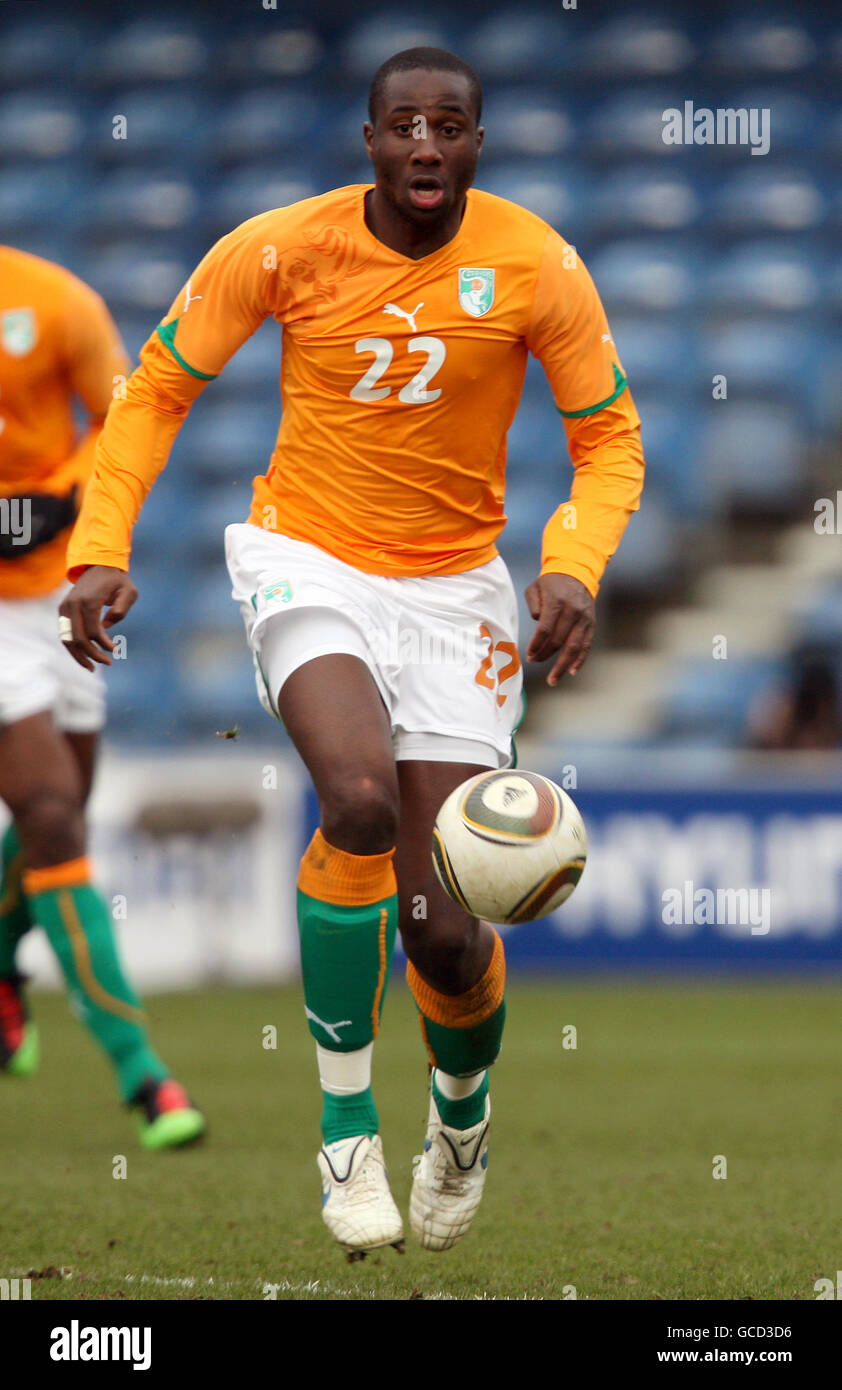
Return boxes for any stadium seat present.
[658,655,785,743]
[211,322,281,399]
[477,164,583,233]
[792,580,842,647]
[0,165,79,233]
[206,166,322,233]
[82,20,211,86]
[222,25,325,82]
[214,89,321,163]
[578,16,695,78]
[0,20,90,86]
[83,244,191,314]
[588,240,700,313]
[706,168,825,236]
[462,9,573,80]
[0,93,86,162]
[178,402,279,482]
[707,18,817,76]
[90,91,212,163]
[588,168,701,237]
[702,402,805,509]
[478,89,574,160]
[632,398,711,518]
[698,322,828,427]
[81,170,200,239]
[341,12,455,79]
[585,92,686,161]
[608,318,700,389]
[598,488,679,594]
[706,241,824,313]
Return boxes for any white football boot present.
[317,1134,404,1260]
[410,1091,491,1251]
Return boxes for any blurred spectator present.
[747,644,842,750]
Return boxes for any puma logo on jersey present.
[383,300,424,332]
[601,333,613,343]
[183,280,203,312]
[305,1006,352,1043]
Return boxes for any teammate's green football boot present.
[0,973,39,1077]
[130,1077,206,1151]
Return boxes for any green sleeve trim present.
[558,362,628,419]
[156,319,217,381]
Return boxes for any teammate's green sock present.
[0,823,32,975]
[297,829,397,1144]
[408,927,507,1108]
[23,857,168,1102]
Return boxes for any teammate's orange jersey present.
[68,186,644,596]
[0,245,129,597]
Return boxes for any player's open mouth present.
[408,179,444,209]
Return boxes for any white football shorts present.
[225,523,524,767]
[0,584,106,733]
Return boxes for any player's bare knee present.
[15,787,86,866]
[321,773,399,854]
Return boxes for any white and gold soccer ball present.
[432,769,587,925]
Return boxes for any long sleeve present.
[526,229,645,597]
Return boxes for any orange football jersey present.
[68,186,644,595]
[0,245,129,597]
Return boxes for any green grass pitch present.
[1,977,840,1301]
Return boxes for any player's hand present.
[525,573,595,685]
[59,565,138,671]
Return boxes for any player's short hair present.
[368,47,483,125]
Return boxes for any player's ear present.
[476,125,484,156]
[363,121,374,159]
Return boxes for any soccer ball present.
[431,769,587,925]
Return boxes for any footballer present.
[61,50,644,1253]
[0,245,205,1149]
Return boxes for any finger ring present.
[58,616,73,643]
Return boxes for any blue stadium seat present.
[588,168,701,237]
[578,16,695,78]
[206,166,322,232]
[82,20,211,86]
[341,12,456,79]
[0,21,91,86]
[708,18,817,76]
[222,25,325,83]
[702,402,805,508]
[706,168,825,236]
[215,89,321,163]
[506,398,565,471]
[477,164,583,232]
[588,241,700,314]
[500,478,565,560]
[632,398,711,518]
[0,93,86,162]
[187,567,245,635]
[114,316,157,361]
[81,171,200,239]
[707,241,824,313]
[585,92,685,161]
[463,9,573,80]
[698,322,827,425]
[608,319,699,389]
[478,89,574,160]
[793,580,842,647]
[0,165,79,233]
[90,91,212,162]
[658,656,785,743]
[83,244,191,314]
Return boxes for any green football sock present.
[0,823,32,976]
[297,829,397,1144]
[24,864,168,1102]
[432,1070,490,1130]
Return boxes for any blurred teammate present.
[0,245,205,1149]
[61,49,644,1250]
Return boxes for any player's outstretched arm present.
[59,565,138,671]
[525,573,595,685]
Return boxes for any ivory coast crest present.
[458,268,495,318]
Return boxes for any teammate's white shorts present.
[0,584,105,733]
[225,523,524,768]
